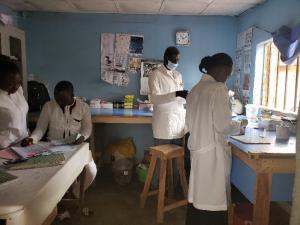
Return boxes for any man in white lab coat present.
[185,53,244,225]
[148,46,188,190]
[22,81,97,196]
[0,55,28,149]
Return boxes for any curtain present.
[272,23,300,65]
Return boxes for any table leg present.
[253,173,272,225]
[89,124,96,159]
[79,167,87,211]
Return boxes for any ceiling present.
[0,0,265,16]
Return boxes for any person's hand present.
[176,90,189,99]
[72,136,85,145]
[21,137,33,147]
[239,126,246,135]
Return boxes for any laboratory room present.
[0,0,300,225]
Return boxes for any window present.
[254,40,300,112]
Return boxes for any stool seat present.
[150,144,184,159]
[140,144,188,223]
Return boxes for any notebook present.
[6,153,65,170]
[0,170,18,185]
[231,135,272,144]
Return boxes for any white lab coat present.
[30,99,92,143]
[290,110,300,225]
[0,87,28,149]
[185,74,240,211]
[148,65,186,139]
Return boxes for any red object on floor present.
[233,203,253,225]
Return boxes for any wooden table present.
[28,108,153,159]
[0,143,91,225]
[230,129,296,225]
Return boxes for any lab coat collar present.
[161,65,177,79]
[0,88,8,95]
[202,74,216,82]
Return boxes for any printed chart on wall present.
[233,27,253,104]
[100,33,144,86]
[140,60,163,95]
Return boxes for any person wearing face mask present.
[185,53,245,225]
[148,46,188,191]
[0,55,29,149]
[22,81,97,197]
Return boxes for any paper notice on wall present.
[233,50,242,97]
[101,33,115,84]
[244,49,252,74]
[244,27,253,50]
[140,60,163,95]
[237,27,253,50]
[237,32,245,50]
[114,33,131,70]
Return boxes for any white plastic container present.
[276,125,290,141]
[245,104,259,122]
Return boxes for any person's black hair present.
[0,54,20,83]
[54,80,74,96]
[163,46,180,65]
[199,53,233,73]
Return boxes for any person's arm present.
[29,103,51,143]
[79,103,92,140]
[148,71,177,105]
[212,84,241,136]
[0,108,14,148]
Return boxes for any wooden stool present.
[140,144,188,223]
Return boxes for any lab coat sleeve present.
[148,71,177,105]
[30,103,51,143]
[212,85,240,136]
[0,108,14,148]
[79,103,92,140]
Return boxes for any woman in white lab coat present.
[185,53,243,225]
[148,46,188,189]
[0,55,28,149]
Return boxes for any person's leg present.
[185,203,201,225]
[170,138,183,196]
[186,204,228,225]
[72,160,97,197]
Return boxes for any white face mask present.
[167,60,178,71]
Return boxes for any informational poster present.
[100,33,144,86]
[129,35,144,56]
[101,33,115,84]
[128,57,142,74]
[234,27,253,104]
[244,28,253,50]
[140,60,163,95]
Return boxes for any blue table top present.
[229,128,295,156]
[90,108,153,117]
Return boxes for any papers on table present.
[231,135,272,144]
[11,142,52,159]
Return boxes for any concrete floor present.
[52,166,290,225]
[53,166,186,225]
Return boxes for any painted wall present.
[231,0,300,202]
[0,4,19,27]
[237,0,300,103]
[17,12,237,159]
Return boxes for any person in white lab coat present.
[290,110,300,225]
[148,46,188,190]
[22,81,97,196]
[0,55,28,149]
[185,53,244,225]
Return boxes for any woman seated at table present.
[0,55,29,149]
[22,80,97,196]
